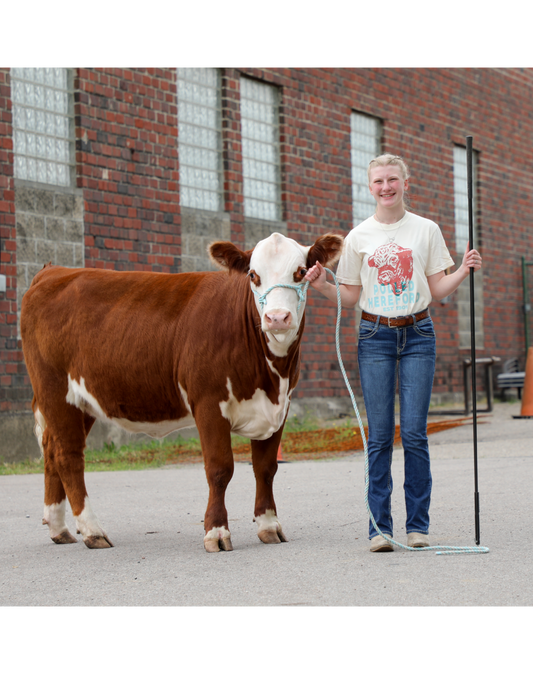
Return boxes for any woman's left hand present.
[428,243,482,301]
[463,243,482,272]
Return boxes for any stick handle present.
[466,135,480,546]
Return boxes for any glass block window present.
[453,145,479,252]
[351,112,382,225]
[177,68,223,211]
[453,145,484,349]
[11,68,74,187]
[240,78,281,221]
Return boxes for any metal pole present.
[466,135,480,545]
[523,256,530,355]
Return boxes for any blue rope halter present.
[251,281,310,314]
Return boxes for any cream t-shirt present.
[336,211,455,316]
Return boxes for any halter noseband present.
[251,281,310,314]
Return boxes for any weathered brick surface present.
[2,67,533,417]
[75,68,180,272]
[0,68,30,412]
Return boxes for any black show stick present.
[466,135,480,546]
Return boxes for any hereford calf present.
[21,232,343,552]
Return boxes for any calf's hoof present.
[258,529,287,544]
[204,526,233,553]
[52,530,78,545]
[84,534,114,549]
[255,510,288,544]
[204,538,233,553]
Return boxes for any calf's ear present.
[307,234,344,269]
[209,241,254,273]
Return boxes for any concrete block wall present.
[15,184,84,334]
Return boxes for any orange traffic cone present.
[514,347,533,419]
[277,444,284,462]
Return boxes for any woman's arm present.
[427,244,482,301]
[304,261,361,308]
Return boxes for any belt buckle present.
[387,316,394,328]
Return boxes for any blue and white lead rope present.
[255,269,490,555]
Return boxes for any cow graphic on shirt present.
[368,242,414,296]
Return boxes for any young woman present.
[305,154,482,552]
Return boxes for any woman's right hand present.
[305,261,361,308]
[304,261,328,290]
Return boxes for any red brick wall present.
[2,67,533,415]
[0,69,26,412]
[0,68,14,407]
[219,69,356,398]
[221,69,245,244]
[75,68,181,272]
[358,68,533,392]
[227,68,533,398]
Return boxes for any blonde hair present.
[367,154,410,183]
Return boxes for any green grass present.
[1,436,203,476]
[0,456,47,476]
[0,409,340,476]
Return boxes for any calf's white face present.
[209,230,343,360]
[248,233,309,354]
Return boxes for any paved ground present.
[1,400,532,609]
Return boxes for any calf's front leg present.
[251,428,287,545]
[196,407,235,552]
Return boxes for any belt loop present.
[412,311,417,328]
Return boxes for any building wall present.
[76,68,181,272]
[2,67,533,460]
[15,183,84,333]
[0,68,26,415]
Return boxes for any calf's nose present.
[265,311,292,330]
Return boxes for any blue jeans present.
[357,313,436,539]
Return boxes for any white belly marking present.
[66,374,195,439]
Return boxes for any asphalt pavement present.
[1,400,532,608]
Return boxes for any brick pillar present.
[221,69,245,247]
[0,68,31,413]
[75,68,181,271]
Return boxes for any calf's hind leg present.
[34,406,76,544]
[37,401,113,549]
[42,443,77,544]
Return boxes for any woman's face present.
[369,165,408,210]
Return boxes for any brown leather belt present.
[361,309,430,328]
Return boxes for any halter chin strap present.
[251,281,310,314]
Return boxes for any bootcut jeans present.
[357,313,436,540]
